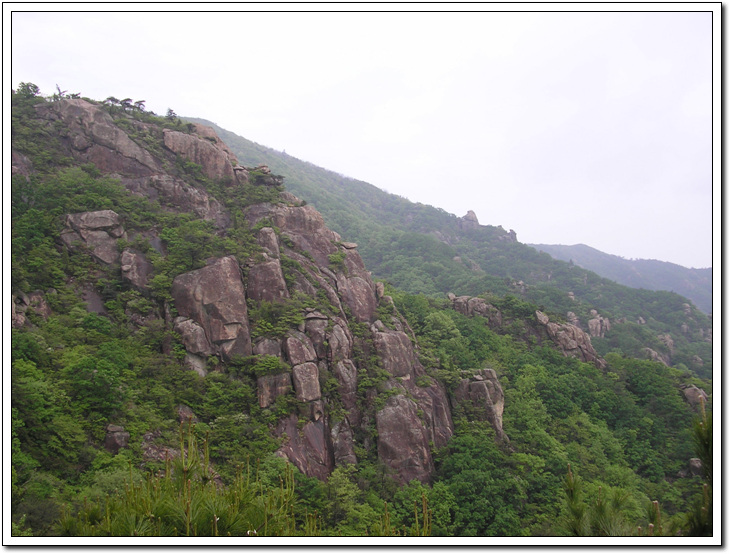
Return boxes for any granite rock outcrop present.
[30,98,498,485]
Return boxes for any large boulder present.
[330,419,358,466]
[683,385,709,409]
[123,174,230,228]
[246,257,290,302]
[275,415,333,481]
[408,381,454,452]
[120,248,153,289]
[163,128,238,183]
[256,227,280,258]
[459,210,480,231]
[257,373,292,408]
[587,312,611,338]
[253,338,282,358]
[283,331,317,366]
[338,274,378,324]
[370,323,454,482]
[303,313,330,359]
[642,347,670,366]
[35,99,231,229]
[12,290,52,327]
[245,200,378,322]
[60,210,127,265]
[451,369,507,441]
[12,295,28,328]
[173,317,214,357]
[536,311,606,369]
[246,203,340,268]
[333,359,359,414]
[104,424,130,454]
[450,295,502,327]
[292,362,321,402]
[171,256,251,361]
[327,321,354,363]
[372,326,420,380]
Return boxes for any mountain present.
[530,243,712,314]
[187,118,713,380]
[10,87,712,538]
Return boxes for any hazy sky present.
[6,6,718,268]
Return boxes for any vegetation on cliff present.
[11,87,712,539]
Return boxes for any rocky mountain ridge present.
[11,96,522,483]
[184,118,712,380]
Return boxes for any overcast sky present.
[6,6,718,268]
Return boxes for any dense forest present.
[11,87,713,540]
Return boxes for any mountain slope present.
[10,87,712,537]
[187,118,712,379]
[530,243,712,314]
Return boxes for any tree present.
[559,465,638,536]
[53,84,67,101]
[674,400,712,536]
[16,82,40,98]
[57,422,308,536]
[324,465,380,534]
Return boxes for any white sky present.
[5,4,719,268]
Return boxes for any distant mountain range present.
[530,243,712,314]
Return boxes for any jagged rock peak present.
[460,210,480,231]
[464,210,479,224]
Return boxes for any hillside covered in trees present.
[530,243,712,315]
[10,87,713,540]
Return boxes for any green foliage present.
[11,91,713,539]
[58,423,310,536]
[388,287,709,536]
[434,426,527,536]
[328,250,347,272]
[559,465,640,536]
[231,355,291,378]
[247,296,312,339]
[671,402,712,537]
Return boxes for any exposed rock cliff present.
[33,98,231,228]
[18,97,507,485]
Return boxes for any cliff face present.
[15,98,464,483]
